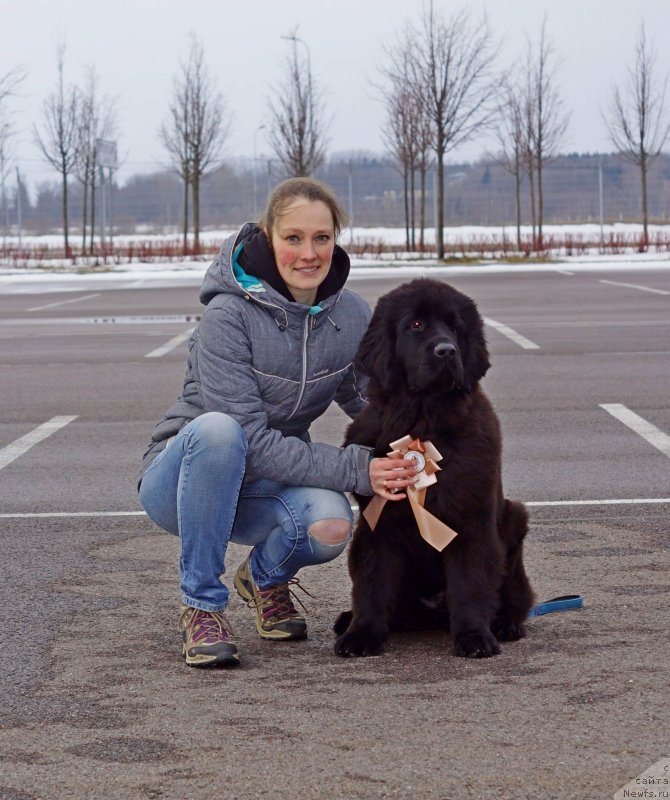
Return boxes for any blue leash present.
[528,594,584,618]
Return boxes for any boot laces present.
[250,578,313,621]
[180,607,234,644]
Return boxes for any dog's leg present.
[491,500,535,641]
[333,610,353,635]
[334,536,405,658]
[444,534,503,658]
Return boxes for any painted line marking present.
[27,293,100,312]
[600,279,670,296]
[0,314,202,327]
[483,317,540,350]
[0,511,147,518]
[348,497,669,514]
[3,497,670,519]
[600,403,670,459]
[524,498,670,507]
[0,416,78,471]
[556,269,575,276]
[145,327,195,358]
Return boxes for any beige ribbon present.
[363,435,458,552]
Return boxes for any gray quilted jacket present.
[140,223,374,494]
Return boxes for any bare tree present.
[521,60,538,247]
[381,80,416,250]
[527,20,570,249]
[185,39,230,252]
[34,47,79,258]
[410,2,500,259]
[415,100,433,251]
[75,68,117,254]
[161,36,230,253]
[160,71,192,252]
[268,32,328,177]
[496,81,524,250]
[606,22,670,246]
[380,36,434,251]
[0,66,27,246]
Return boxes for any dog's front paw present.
[333,610,353,636]
[454,630,501,659]
[334,627,385,658]
[491,618,527,642]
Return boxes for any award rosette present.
[363,435,458,551]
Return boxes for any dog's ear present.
[355,300,397,392]
[460,303,491,391]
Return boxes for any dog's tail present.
[501,498,529,547]
[498,498,535,626]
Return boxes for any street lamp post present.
[281,28,311,75]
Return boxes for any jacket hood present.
[199,223,351,315]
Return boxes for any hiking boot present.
[234,556,308,641]
[179,605,240,667]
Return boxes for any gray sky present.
[3,0,670,190]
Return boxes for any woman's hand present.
[368,457,418,502]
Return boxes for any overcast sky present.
[3,0,670,190]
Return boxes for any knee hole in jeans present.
[307,518,352,546]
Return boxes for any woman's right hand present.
[368,457,418,502]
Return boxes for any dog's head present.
[356,279,490,395]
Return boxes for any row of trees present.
[381,5,669,254]
[159,30,326,253]
[3,7,669,257]
[25,47,118,258]
[2,29,325,258]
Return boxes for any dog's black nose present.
[434,342,457,359]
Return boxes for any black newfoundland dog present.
[334,278,534,659]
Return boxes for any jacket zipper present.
[286,314,311,420]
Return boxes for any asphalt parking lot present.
[0,263,668,799]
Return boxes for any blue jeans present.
[138,412,353,612]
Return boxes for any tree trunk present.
[419,163,426,250]
[62,168,70,260]
[90,180,96,256]
[403,165,410,251]
[193,172,200,254]
[515,152,522,251]
[436,138,445,259]
[537,157,544,250]
[182,177,189,255]
[528,162,537,251]
[640,156,649,248]
[81,179,88,255]
[409,166,416,251]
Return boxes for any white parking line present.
[483,317,540,350]
[27,293,101,312]
[2,497,669,519]
[0,416,78,471]
[145,327,195,358]
[0,511,146,518]
[600,403,670,458]
[525,497,670,507]
[600,279,670,296]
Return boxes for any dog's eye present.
[410,320,424,331]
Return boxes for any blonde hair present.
[260,177,348,238]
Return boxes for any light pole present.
[253,124,266,219]
[281,28,311,75]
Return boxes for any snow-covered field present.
[2,221,670,249]
[1,222,669,276]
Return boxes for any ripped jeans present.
[138,412,353,612]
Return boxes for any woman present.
[138,178,417,667]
